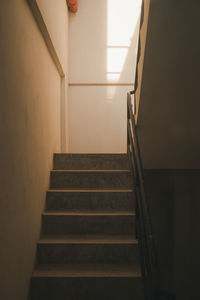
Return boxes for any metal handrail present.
[130,0,144,96]
[127,4,159,299]
[127,93,159,300]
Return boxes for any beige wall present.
[137,0,200,168]
[137,2,200,298]
[37,0,69,152]
[0,1,68,299]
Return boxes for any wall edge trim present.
[27,0,65,77]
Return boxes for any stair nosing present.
[50,170,131,173]
[32,264,142,278]
[54,153,128,156]
[47,189,134,193]
[42,211,136,216]
[38,235,138,245]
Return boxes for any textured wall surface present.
[144,170,200,300]
[0,1,68,299]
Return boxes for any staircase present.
[30,153,144,300]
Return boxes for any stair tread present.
[51,169,131,172]
[43,211,136,216]
[54,153,128,157]
[32,264,142,278]
[38,235,138,244]
[47,189,134,193]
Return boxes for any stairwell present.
[30,153,144,300]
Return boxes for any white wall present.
[69,0,141,153]
[69,85,132,153]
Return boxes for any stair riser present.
[37,244,139,264]
[53,154,129,170]
[42,215,136,235]
[31,277,144,300]
[50,171,133,189]
[46,191,135,211]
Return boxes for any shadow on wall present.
[144,170,200,300]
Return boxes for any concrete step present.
[50,170,133,189]
[31,264,144,300]
[37,235,139,264]
[42,211,136,235]
[46,189,135,211]
[53,153,130,170]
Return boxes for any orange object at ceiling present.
[68,0,78,13]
